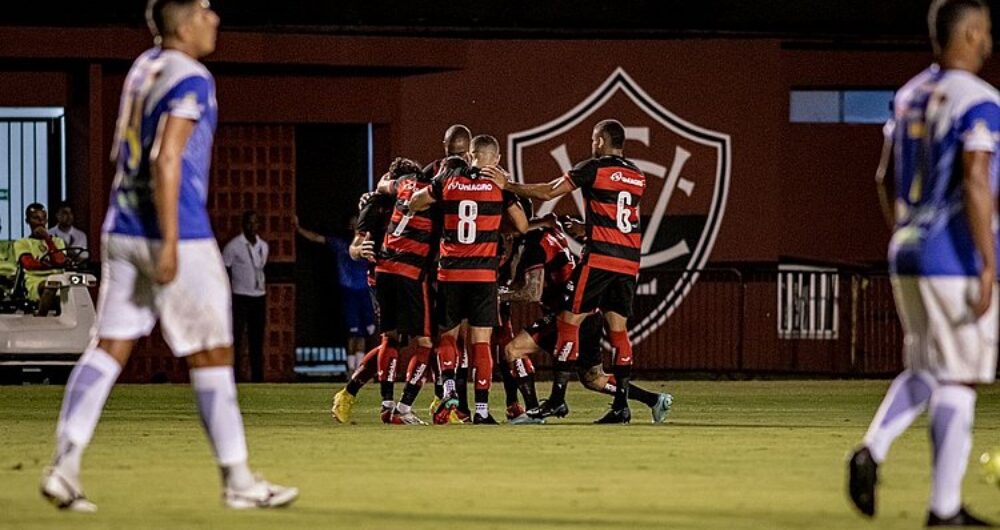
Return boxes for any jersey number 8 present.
[457,200,478,244]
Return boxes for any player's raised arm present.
[150,114,195,284]
[293,215,327,244]
[408,184,436,212]
[875,121,896,230]
[482,165,573,201]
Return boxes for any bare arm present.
[527,214,558,232]
[481,165,573,201]
[505,201,529,235]
[293,216,327,244]
[500,267,544,303]
[150,115,193,284]
[375,172,395,195]
[875,132,896,229]
[408,186,436,212]
[963,150,996,317]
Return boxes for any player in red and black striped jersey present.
[365,160,442,425]
[410,134,528,424]
[483,119,645,423]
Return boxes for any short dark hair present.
[470,134,499,154]
[444,124,472,156]
[25,203,45,218]
[929,0,989,52]
[55,201,72,212]
[146,0,199,42]
[595,119,626,149]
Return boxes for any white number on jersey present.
[457,200,478,243]
[616,191,633,233]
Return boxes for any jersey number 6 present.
[616,191,633,234]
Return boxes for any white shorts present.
[892,275,998,384]
[95,234,233,356]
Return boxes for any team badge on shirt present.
[507,68,731,344]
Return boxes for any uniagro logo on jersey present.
[507,68,731,345]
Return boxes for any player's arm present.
[292,215,327,244]
[505,199,529,235]
[527,213,558,232]
[500,267,543,303]
[408,186,436,212]
[875,121,896,229]
[375,171,396,195]
[150,115,194,285]
[482,165,573,201]
[963,149,996,317]
[348,232,375,262]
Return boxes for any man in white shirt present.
[223,211,269,382]
[49,202,88,250]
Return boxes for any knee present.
[577,365,606,391]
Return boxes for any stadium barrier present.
[511,267,903,377]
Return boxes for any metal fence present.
[511,267,904,376]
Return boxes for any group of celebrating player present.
[328,122,673,426]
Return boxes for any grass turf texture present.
[3,381,1000,529]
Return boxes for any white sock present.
[190,366,250,489]
[475,402,488,418]
[928,384,976,519]
[53,347,122,476]
[381,400,395,409]
[346,354,358,372]
[862,370,935,462]
[396,403,411,414]
[443,379,456,396]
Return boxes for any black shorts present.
[438,281,498,330]
[526,312,604,367]
[375,272,433,337]
[564,263,636,318]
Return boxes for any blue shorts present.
[342,287,376,338]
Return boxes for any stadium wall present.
[0,27,976,379]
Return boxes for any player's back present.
[890,66,1000,276]
[104,47,218,241]
[377,173,436,280]
[566,156,645,275]
[432,157,511,282]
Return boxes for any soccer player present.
[409,134,528,424]
[848,0,998,525]
[40,0,297,511]
[502,216,672,424]
[483,119,646,423]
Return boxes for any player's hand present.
[972,266,995,319]
[358,236,376,263]
[155,242,178,285]
[481,166,510,190]
[358,191,376,211]
[31,225,48,239]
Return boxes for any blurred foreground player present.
[485,119,646,423]
[848,0,998,525]
[41,0,296,511]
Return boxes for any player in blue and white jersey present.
[41,0,297,511]
[849,0,998,526]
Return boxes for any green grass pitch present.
[3,380,1000,529]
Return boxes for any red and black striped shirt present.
[430,157,518,283]
[517,225,576,312]
[376,173,437,281]
[563,156,645,276]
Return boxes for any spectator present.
[15,203,66,314]
[49,202,88,250]
[295,214,375,372]
[223,211,269,382]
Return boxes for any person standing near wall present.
[223,210,269,382]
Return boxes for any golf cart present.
[0,243,96,384]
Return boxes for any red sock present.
[472,342,492,390]
[609,330,633,366]
[377,337,400,382]
[406,346,432,385]
[351,345,381,382]
[510,358,534,378]
[554,319,581,362]
[437,335,458,375]
[522,358,535,375]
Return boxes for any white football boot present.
[223,475,299,509]
[40,466,97,513]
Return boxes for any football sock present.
[500,357,519,406]
[53,347,121,476]
[554,319,581,362]
[190,366,249,471]
[345,378,365,397]
[456,366,470,411]
[612,367,631,410]
[377,337,400,402]
[549,360,572,404]
[346,345,381,396]
[929,384,976,519]
[511,358,539,410]
[471,342,492,391]
[862,370,935,463]
[475,390,490,418]
[442,377,456,397]
[609,330,633,410]
[400,345,432,407]
[628,383,660,407]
